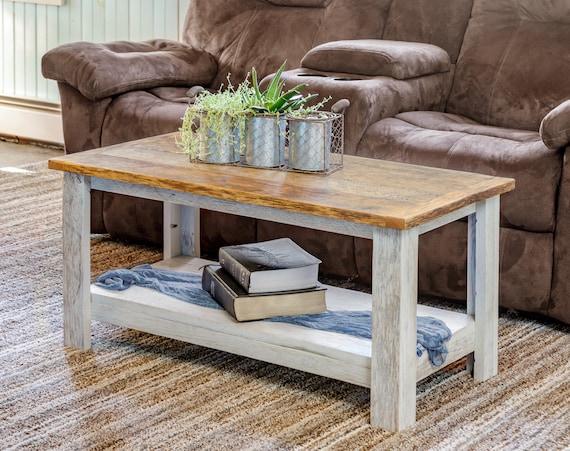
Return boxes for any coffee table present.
[48,132,514,431]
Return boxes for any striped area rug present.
[1,162,569,450]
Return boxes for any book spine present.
[202,266,238,320]
[219,247,251,292]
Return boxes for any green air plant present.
[179,78,252,161]
[245,61,322,115]
[238,62,333,168]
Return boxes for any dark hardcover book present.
[218,238,321,294]
[202,264,327,322]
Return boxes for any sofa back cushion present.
[382,0,474,64]
[182,0,390,88]
[447,0,570,131]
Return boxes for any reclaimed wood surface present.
[48,132,515,230]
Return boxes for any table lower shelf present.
[90,256,475,387]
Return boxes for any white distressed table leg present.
[163,202,181,259]
[466,196,500,380]
[181,205,200,256]
[370,226,419,431]
[163,203,200,258]
[62,172,91,350]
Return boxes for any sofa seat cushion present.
[357,111,563,232]
[95,88,190,245]
[101,88,189,147]
[301,39,450,79]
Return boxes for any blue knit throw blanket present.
[96,264,452,366]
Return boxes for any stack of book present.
[202,238,327,321]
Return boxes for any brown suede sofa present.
[42,0,570,324]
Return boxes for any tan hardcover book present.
[202,265,327,321]
[218,238,321,294]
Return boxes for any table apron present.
[91,177,476,239]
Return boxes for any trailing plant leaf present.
[178,76,252,159]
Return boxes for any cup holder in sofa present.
[296,73,330,77]
[295,74,363,81]
[333,77,363,81]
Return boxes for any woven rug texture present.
[1,162,569,450]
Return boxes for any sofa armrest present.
[540,99,570,150]
[42,39,218,101]
[276,68,453,155]
[301,39,451,80]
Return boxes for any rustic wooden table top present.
[48,132,515,230]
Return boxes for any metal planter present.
[243,115,286,168]
[197,113,241,164]
[287,112,343,173]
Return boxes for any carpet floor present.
[1,162,569,450]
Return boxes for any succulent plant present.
[245,61,319,115]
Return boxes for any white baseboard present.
[0,98,64,146]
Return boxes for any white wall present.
[0,0,190,144]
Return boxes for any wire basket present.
[286,111,344,174]
[185,99,348,175]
